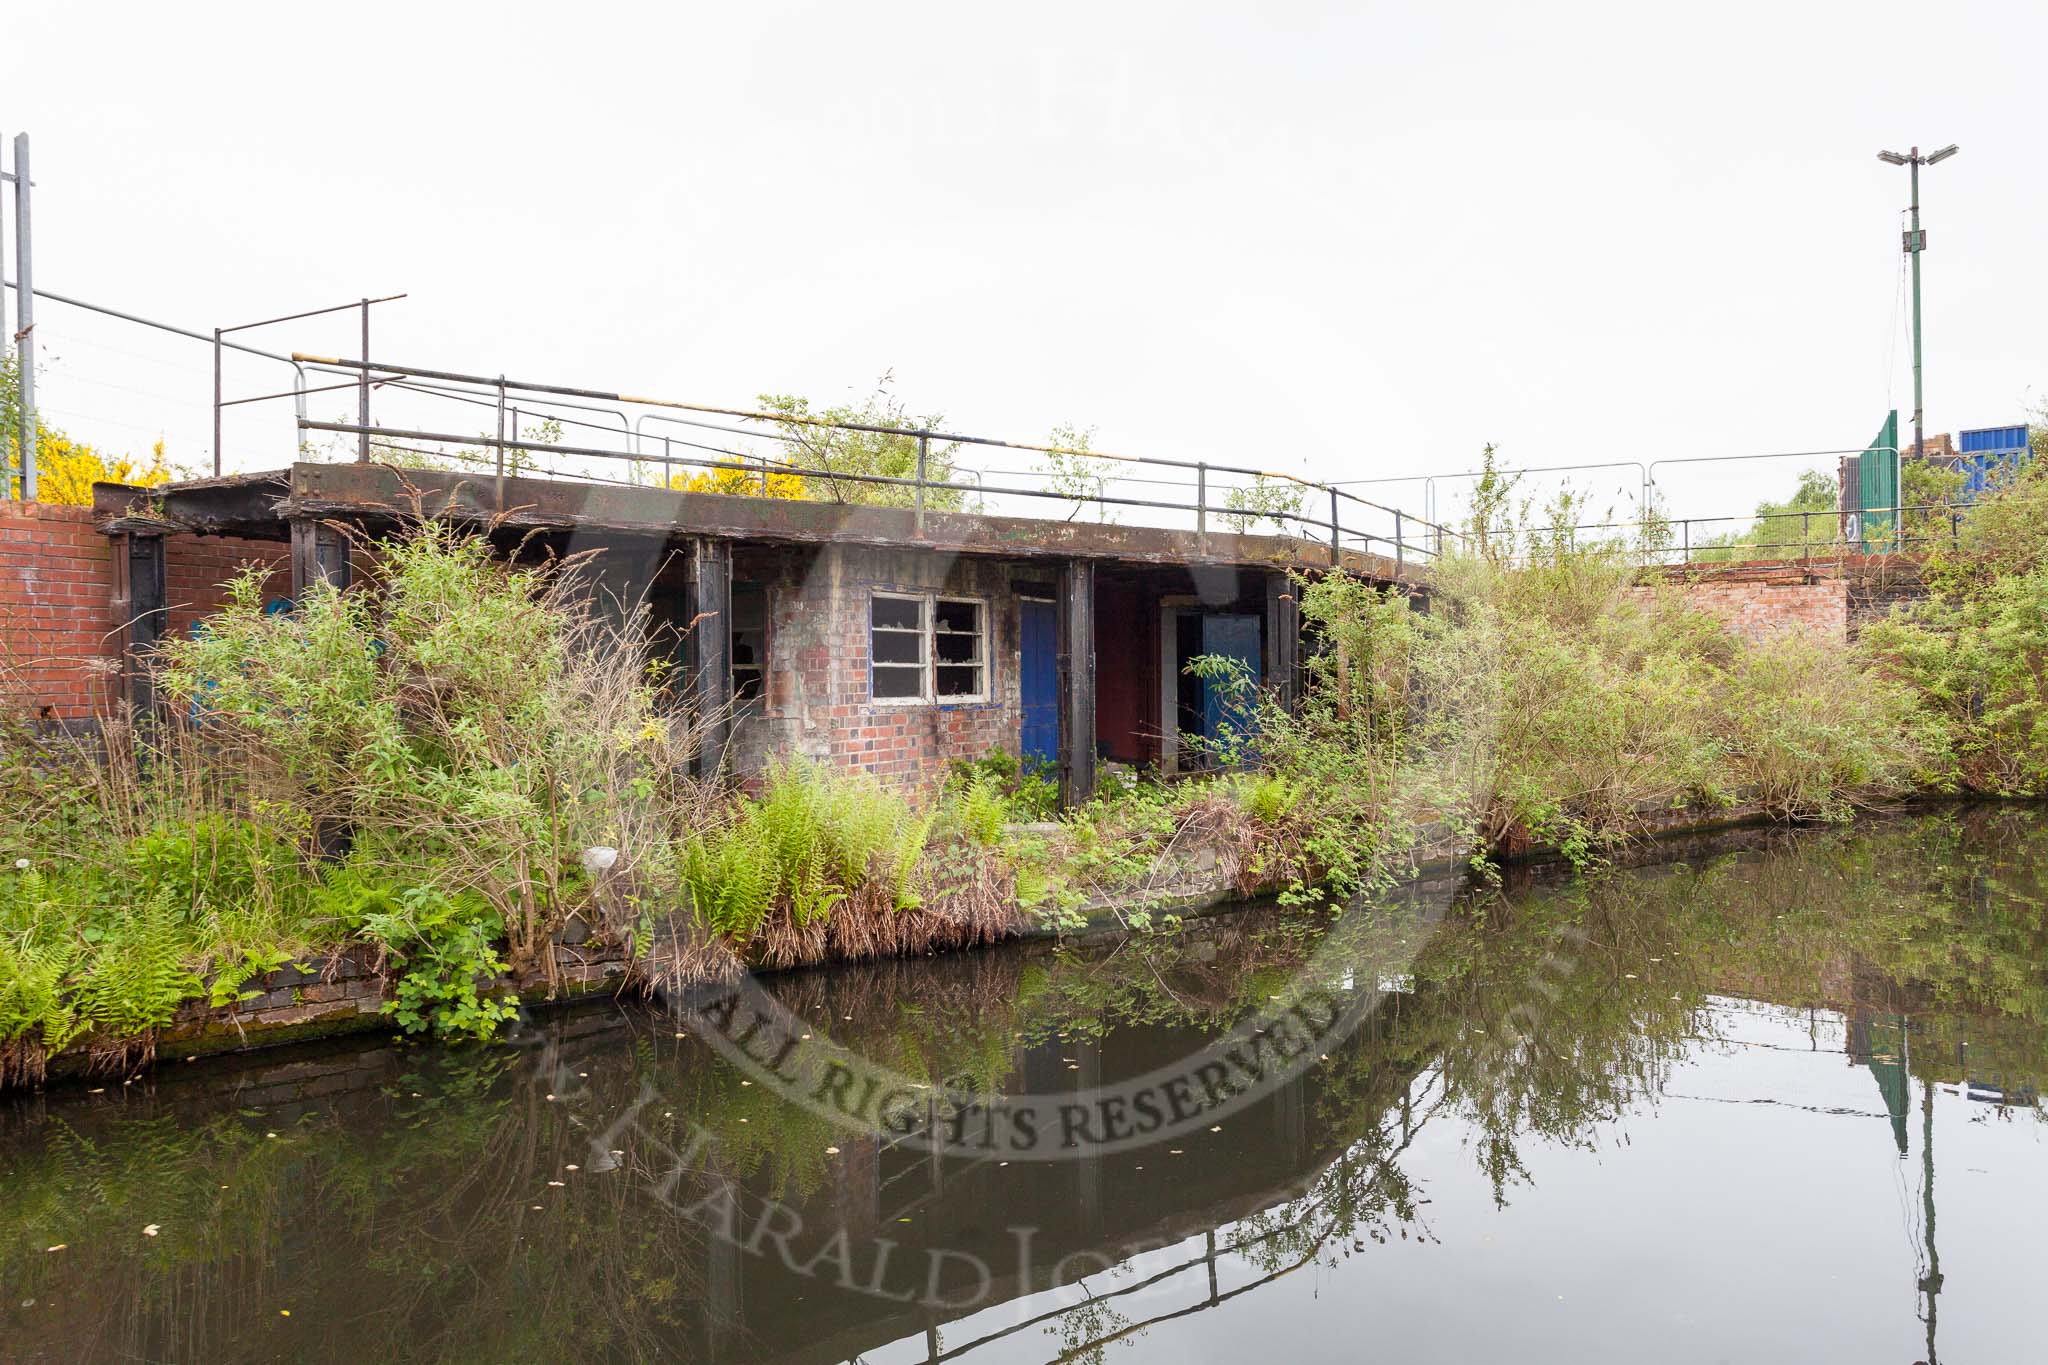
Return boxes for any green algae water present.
[4,807,2046,1363]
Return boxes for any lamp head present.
[1926,144,1960,164]
[1877,150,1909,165]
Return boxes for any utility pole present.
[1878,143,1959,472]
[1,132,34,501]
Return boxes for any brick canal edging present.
[37,941,635,1085]
[19,795,1817,1090]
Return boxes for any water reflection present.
[3,807,2045,1363]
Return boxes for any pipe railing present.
[297,417,1441,565]
[27,281,1966,579]
[1507,500,1971,566]
[278,350,1457,567]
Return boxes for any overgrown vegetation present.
[754,374,967,509]
[1861,455,2048,793]
[5,439,2047,1084]
[0,521,1029,1078]
[1136,460,1930,908]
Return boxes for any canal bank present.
[18,447,2048,1093]
[4,804,2043,1363]
[13,789,1865,1090]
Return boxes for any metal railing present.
[277,351,1458,570]
[1501,500,1970,567]
[14,277,1977,581]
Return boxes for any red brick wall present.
[161,536,293,644]
[0,502,288,721]
[0,502,116,720]
[1641,561,1850,643]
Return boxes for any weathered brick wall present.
[0,502,115,720]
[1646,555,1933,644]
[729,543,1048,789]
[1656,569,1848,642]
[0,504,289,720]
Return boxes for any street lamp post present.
[1878,143,1959,475]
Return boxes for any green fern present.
[680,825,778,942]
[889,806,941,909]
[0,931,83,1050]
[75,888,205,1036]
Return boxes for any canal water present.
[4,807,2046,1363]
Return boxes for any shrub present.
[353,886,517,1041]
[1720,632,1930,819]
[948,748,1058,822]
[1861,467,2048,794]
[155,520,707,972]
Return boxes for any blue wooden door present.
[1019,598,1059,766]
[1201,613,1262,744]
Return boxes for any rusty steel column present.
[1264,570,1300,715]
[289,519,351,600]
[686,537,733,780]
[115,533,167,720]
[1057,558,1096,807]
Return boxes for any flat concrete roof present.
[96,461,1412,579]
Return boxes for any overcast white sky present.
[5,1,2043,526]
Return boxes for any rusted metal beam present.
[92,472,292,540]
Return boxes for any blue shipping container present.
[1957,425,2031,496]
[1959,425,2029,455]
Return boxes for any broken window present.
[870,592,928,700]
[732,584,767,703]
[868,591,990,703]
[933,597,986,700]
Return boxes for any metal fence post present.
[1394,509,1405,575]
[11,134,34,501]
[493,376,507,509]
[357,297,370,462]
[1329,487,1341,566]
[914,433,929,533]
[212,327,223,477]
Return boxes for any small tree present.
[1215,474,1307,534]
[1042,422,1109,521]
[1692,467,1839,562]
[754,375,966,510]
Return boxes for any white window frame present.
[931,595,989,704]
[867,590,991,705]
[870,590,931,703]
